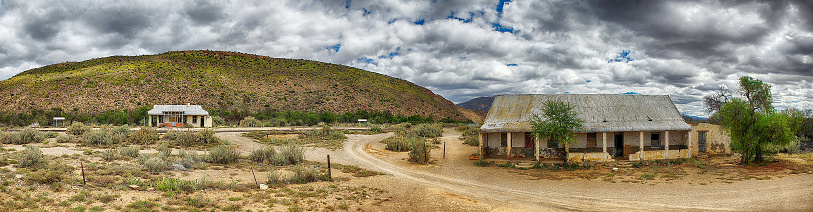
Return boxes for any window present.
[501,133,507,147]
[192,116,198,124]
[587,133,597,148]
[650,132,661,148]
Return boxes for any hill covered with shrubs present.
[0,50,468,125]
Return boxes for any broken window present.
[501,133,507,147]
[650,132,661,148]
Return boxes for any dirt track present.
[314,128,813,211]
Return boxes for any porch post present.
[148,115,152,127]
[665,131,670,159]
[687,130,693,157]
[602,132,607,160]
[535,136,540,161]
[507,132,513,159]
[479,133,484,158]
[639,131,645,159]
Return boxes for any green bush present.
[66,122,92,136]
[249,146,276,163]
[383,135,423,151]
[19,145,45,167]
[56,134,76,143]
[303,125,347,140]
[288,165,321,184]
[277,143,304,165]
[408,123,442,138]
[118,146,140,158]
[196,128,220,144]
[408,140,431,164]
[143,156,166,174]
[157,144,171,160]
[24,163,73,184]
[129,126,158,145]
[265,169,283,185]
[83,129,114,146]
[173,131,198,147]
[14,128,46,144]
[205,145,240,164]
[212,116,226,126]
[100,149,117,161]
[0,131,14,144]
[167,129,221,147]
[113,125,132,137]
[239,116,262,127]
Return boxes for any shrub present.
[383,135,423,152]
[239,116,262,127]
[24,163,73,185]
[143,156,166,174]
[205,145,240,164]
[66,122,92,136]
[167,128,221,147]
[196,128,220,144]
[113,125,132,137]
[129,127,158,145]
[0,131,14,144]
[118,146,140,158]
[408,123,442,138]
[14,128,46,144]
[46,131,59,138]
[277,143,304,165]
[83,129,113,146]
[288,165,320,184]
[408,140,430,164]
[56,134,76,143]
[101,149,117,161]
[173,131,198,147]
[212,116,226,126]
[265,169,283,185]
[157,144,172,160]
[249,146,276,163]
[303,125,347,140]
[459,125,481,146]
[19,145,45,167]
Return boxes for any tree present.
[708,76,799,164]
[529,99,584,164]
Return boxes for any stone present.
[129,185,140,190]
[259,184,268,190]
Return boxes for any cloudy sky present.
[1,0,812,117]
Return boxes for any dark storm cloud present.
[1,0,812,116]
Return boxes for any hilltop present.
[455,96,494,112]
[0,50,467,121]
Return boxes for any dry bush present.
[129,126,159,145]
[56,134,76,143]
[205,145,240,164]
[277,143,304,165]
[13,128,46,144]
[239,116,262,127]
[19,145,45,167]
[249,146,276,163]
[118,146,140,158]
[66,122,92,136]
[83,129,113,146]
[100,149,118,161]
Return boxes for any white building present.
[147,104,212,128]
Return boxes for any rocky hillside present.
[0,50,467,121]
[455,96,495,112]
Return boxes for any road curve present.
[341,135,743,211]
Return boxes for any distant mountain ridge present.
[0,50,467,121]
[456,96,495,111]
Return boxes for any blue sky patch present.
[492,23,515,33]
[621,91,642,95]
[586,80,591,83]
[379,47,400,59]
[329,44,341,53]
[414,19,425,25]
[356,57,376,65]
[608,50,634,63]
[506,63,517,66]
[496,0,512,17]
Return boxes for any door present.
[614,133,624,157]
[698,131,707,153]
[525,134,535,158]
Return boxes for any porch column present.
[148,115,152,127]
[535,136,540,161]
[602,132,608,160]
[639,131,645,159]
[507,132,513,159]
[665,131,670,159]
[687,130,693,157]
[479,133,484,158]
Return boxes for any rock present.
[612,167,619,172]
[146,188,155,191]
[15,174,22,179]
[259,184,269,190]
[171,163,188,171]
[129,185,140,190]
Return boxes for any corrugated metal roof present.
[147,105,210,116]
[480,94,692,133]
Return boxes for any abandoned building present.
[147,104,213,128]
[479,94,696,163]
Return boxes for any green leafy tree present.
[529,99,584,163]
[709,76,800,164]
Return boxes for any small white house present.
[147,104,212,128]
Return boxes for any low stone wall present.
[566,152,614,163]
[629,149,690,161]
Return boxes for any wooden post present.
[478,133,484,159]
[602,132,607,161]
[534,136,540,161]
[507,132,512,160]
[424,142,428,164]
[327,155,332,181]
[251,167,259,190]
[81,162,86,185]
[443,142,446,159]
[687,130,693,157]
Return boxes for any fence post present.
[327,155,332,181]
[443,142,446,159]
[424,142,428,164]
[251,167,259,190]
[81,162,86,185]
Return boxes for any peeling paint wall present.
[688,123,731,154]
[629,149,690,161]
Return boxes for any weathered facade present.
[479,94,694,163]
[147,104,213,128]
[688,122,731,155]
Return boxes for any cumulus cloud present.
[0,0,811,117]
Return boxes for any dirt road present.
[326,128,813,211]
